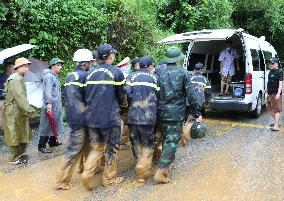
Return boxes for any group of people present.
[1,43,210,191]
[54,44,206,191]
[1,41,281,192]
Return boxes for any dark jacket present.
[126,68,159,125]
[0,73,9,99]
[64,67,88,126]
[190,72,212,107]
[85,63,128,128]
[156,64,200,121]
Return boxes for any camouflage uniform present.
[156,64,200,169]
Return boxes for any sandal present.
[219,92,224,96]
[270,128,280,132]
[224,92,230,95]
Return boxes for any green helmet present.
[49,57,64,67]
[164,46,185,64]
[190,122,207,139]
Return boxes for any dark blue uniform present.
[126,68,159,159]
[190,72,212,108]
[57,66,90,188]
[84,62,128,169]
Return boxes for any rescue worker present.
[130,57,140,72]
[126,56,159,183]
[89,50,98,72]
[38,58,64,153]
[119,57,140,148]
[3,58,36,164]
[56,49,93,190]
[219,40,240,96]
[189,62,212,116]
[82,43,128,190]
[0,63,14,133]
[154,47,201,183]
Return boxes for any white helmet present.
[73,49,93,62]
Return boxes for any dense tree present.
[231,0,284,59]
[155,0,233,33]
[0,0,171,80]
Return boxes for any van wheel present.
[250,94,262,118]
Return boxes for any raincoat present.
[39,69,64,137]
[3,72,35,146]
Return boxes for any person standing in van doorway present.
[219,40,240,96]
[267,57,283,131]
[38,58,64,153]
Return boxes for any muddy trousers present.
[56,126,89,189]
[9,143,27,162]
[82,126,122,190]
[158,121,183,168]
[129,125,155,180]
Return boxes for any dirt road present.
[0,107,283,201]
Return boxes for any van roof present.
[157,28,267,44]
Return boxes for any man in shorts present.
[267,57,283,131]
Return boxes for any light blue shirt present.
[219,48,239,76]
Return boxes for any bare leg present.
[220,82,224,93]
[225,83,230,94]
[273,112,280,130]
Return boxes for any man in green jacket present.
[154,47,202,183]
[3,57,36,164]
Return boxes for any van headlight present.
[233,88,244,97]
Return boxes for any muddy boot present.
[153,143,162,162]
[102,157,124,186]
[56,182,71,190]
[56,158,77,190]
[136,148,153,183]
[81,144,104,191]
[154,168,170,184]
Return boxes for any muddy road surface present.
[0,105,283,201]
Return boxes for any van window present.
[251,49,260,71]
[263,51,272,70]
[258,50,265,71]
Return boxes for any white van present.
[158,28,279,117]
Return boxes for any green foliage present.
[0,0,171,83]
[155,0,233,33]
[231,0,284,59]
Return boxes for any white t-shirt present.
[219,48,239,76]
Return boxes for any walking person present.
[0,63,14,133]
[219,40,240,96]
[3,58,36,164]
[38,58,64,153]
[154,47,201,183]
[126,56,159,183]
[267,57,283,131]
[56,49,93,190]
[189,62,212,116]
[82,43,128,190]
